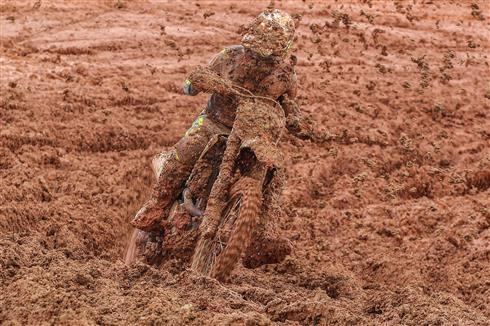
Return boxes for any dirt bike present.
[125,68,290,281]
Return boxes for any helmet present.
[241,9,295,58]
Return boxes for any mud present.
[1,0,489,325]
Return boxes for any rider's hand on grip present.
[187,66,236,96]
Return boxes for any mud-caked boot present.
[131,149,195,231]
[132,152,180,231]
[132,198,169,232]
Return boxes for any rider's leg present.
[131,113,229,231]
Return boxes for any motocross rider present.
[132,9,310,258]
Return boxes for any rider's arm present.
[183,48,227,96]
[280,72,315,140]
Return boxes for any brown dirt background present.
[1,0,489,325]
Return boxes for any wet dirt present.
[1,0,489,325]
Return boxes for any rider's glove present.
[183,79,199,96]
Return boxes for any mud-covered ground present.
[1,0,489,325]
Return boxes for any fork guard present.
[240,137,283,169]
[234,98,286,169]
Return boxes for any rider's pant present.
[132,112,229,231]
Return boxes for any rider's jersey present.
[184,45,297,128]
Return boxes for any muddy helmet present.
[241,9,295,58]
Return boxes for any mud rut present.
[1,0,489,325]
